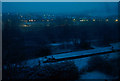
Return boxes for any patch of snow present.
[74,57,90,71]
[49,43,62,46]
[21,42,120,67]
[80,71,114,79]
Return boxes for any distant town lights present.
[80,20,83,22]
[29,19,34,22]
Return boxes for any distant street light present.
[115,19,118,22]
[73,19,76,21]
[93,19,95,22]
[106,19,109,22]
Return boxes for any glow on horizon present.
[1,0,120,2]
[2,2,118,17]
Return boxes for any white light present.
[73,19,76,21]
[93,19,95,22]
[47,20,49,22]
[80,20,83,22]
[106,19,109,22]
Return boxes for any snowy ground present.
[73,51,120,80]
[80,71,114,79]
[21,42,120,67]
[3,42,120,80]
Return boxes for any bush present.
[3,60,79,80]
[79,41,93,50]
[28,61,79,80]
[87,56,113,75]
[35,46,51,57]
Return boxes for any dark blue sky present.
[2,2,118,17]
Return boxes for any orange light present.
[115,19,118,22]
[23,24,31,27]
[31,19,33,22]
[23,25,28,27]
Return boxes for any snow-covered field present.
[21,42,120,67]
[73,51,120,79]
[3,42,120,80]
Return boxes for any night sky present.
[2,2,118,17]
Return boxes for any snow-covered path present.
[21,42,120,67]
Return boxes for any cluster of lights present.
[72,18,119,22]
[23,24,28,27]
[80,20,84,22]
[21,18,119,23]
[29,19,36,22]
[80,19,88,22]
[23,24,31,27]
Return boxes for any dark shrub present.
[3,60,79,81]
[87,56,113,75]
[79,41,93,50]
[28,61,79,80]
[35,46,51,57]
